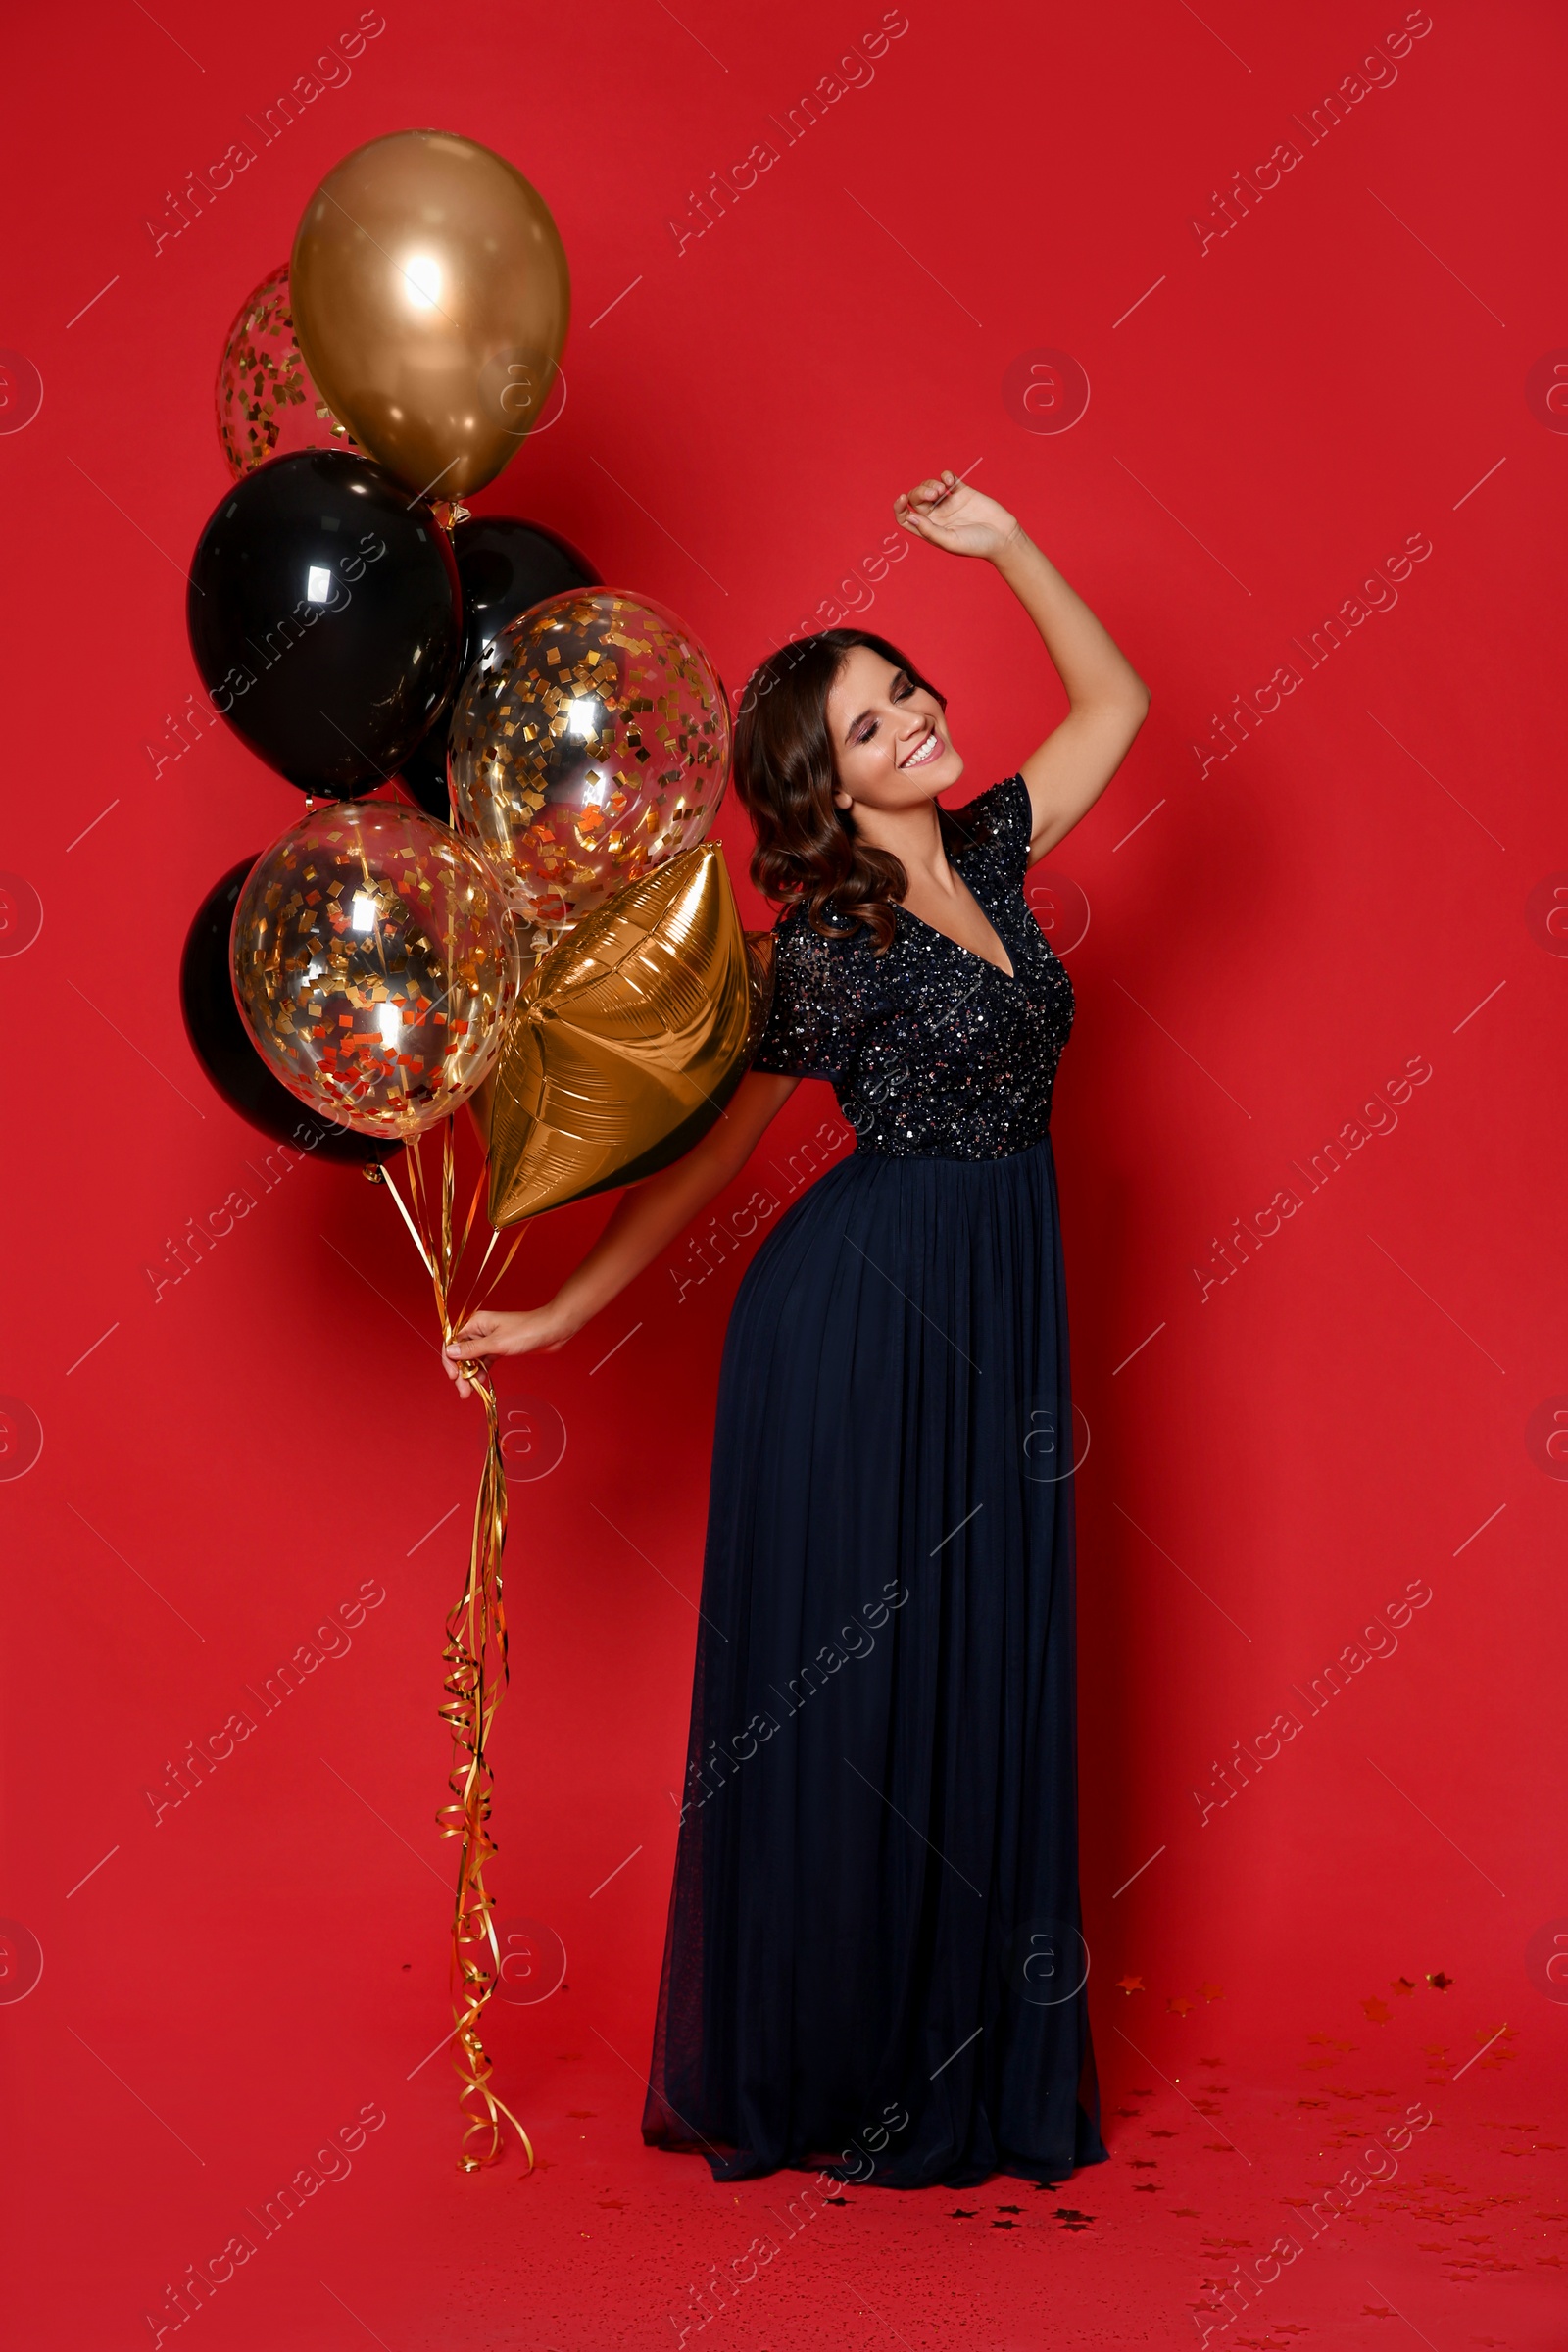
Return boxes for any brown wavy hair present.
[731,627,994,954]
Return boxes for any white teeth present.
[904,733,940,768]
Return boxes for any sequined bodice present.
[750,775,1074,1160]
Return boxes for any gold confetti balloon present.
[448,590,731,935]
[215,264,356,478]
[230,801,522,1140]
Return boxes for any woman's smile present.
[900,727,944,769]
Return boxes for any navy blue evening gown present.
[641,774,1107,2189]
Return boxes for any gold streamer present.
[437,1360,533,2174]
[368,1123,533,2172]
[350,869,774,2167]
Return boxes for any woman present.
[444,471,1149,2189]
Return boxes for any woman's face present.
[824,647,963,814]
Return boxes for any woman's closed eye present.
[852,673,915,745]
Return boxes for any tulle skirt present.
[641,1131,1106,2188]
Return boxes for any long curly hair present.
[732,627,994,955]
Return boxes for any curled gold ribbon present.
[438,1360,532,2173]
[369,1125,534,2172]
[359,854,760,2163]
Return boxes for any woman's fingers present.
[894,476,963,539]
[443,1340,482,1398]
[443,1311,514,1397]
[444,1317,496,1360]
[440,1308,573,1374]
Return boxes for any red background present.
[2,1,1564,2344]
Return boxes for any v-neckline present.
[896,897,1017,982]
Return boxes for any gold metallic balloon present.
[450,590,731,932]
[215,264,357,477]
[466,921,771,1155]
[289,130,570,502]
[486,844,776,1227]
[232,801,522,1140]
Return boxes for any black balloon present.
[179,858,398,1164]
[187,451,463,799]
[399,515,598,819]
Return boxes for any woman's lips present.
[901,730,943,769]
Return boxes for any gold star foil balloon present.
[449,590,731,936]
[485,842,776,1227]
[230,802,521,1139]
[215,264,357,477]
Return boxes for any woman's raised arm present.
[442,1068,801,1396]
[895,472,1150,860]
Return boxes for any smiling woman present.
[445,471,1149,2189]
[736,623,981,955]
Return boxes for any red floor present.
[15,1946,1563,2347]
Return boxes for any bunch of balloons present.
[178,127,746,1183]
[171,125,767,2182]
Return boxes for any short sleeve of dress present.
[951,774,1035,890]
[749,910,864,1083]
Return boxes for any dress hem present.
[642,2119,1111,2193]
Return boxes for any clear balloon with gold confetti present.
[230,800,520,1138]
[448,589,730,939]
[214,263,357,478]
